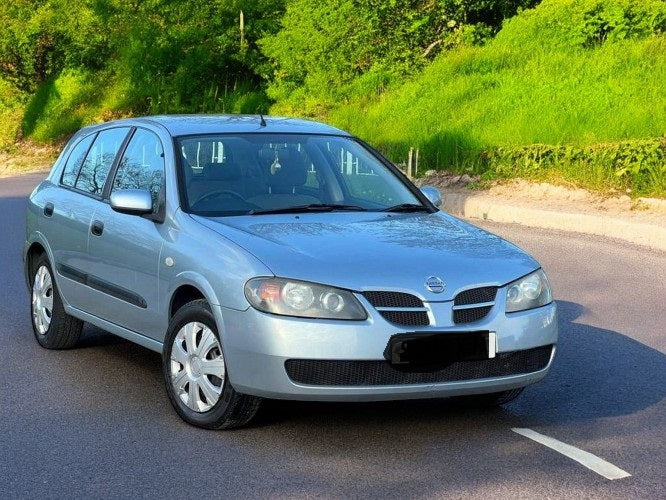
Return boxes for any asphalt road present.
[1,173,664,499]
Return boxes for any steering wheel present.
[192,190,246,206]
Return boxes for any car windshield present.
[176,134,423,216]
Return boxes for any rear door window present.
[74,127,130,196]
[61,134,95,187]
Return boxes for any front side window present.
[112,129,165,211]
[176,134,421,216]
[75,127,130,196]
[61,134,95,187]
[327,140,407,205]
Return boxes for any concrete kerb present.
[441,192,666,252]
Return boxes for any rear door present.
[44,127,131,309]
[85,128,167,339]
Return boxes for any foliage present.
[496,0,666,48]
[98,0,284,114]
[0,0,285,137]
[483,139,666,196]
[0,0,664,197]
[261,0,537,114]
[0,0,108,93]
[326,0,666,197]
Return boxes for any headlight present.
[244,277,367,320]
[505,269,553,313]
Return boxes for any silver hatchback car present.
[25,115,557,429]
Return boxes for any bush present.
[483,139,666,196]
[262,0,538,114]
[497,0,666,49]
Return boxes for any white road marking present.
[511,428,632,480]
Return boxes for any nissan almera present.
[24,115,557,429]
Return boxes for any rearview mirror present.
[110,189,153,216]
[420,186,442,207]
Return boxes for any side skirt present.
[65,304,163,353]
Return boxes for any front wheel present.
[162,299,261,429]
[30,254,83,349]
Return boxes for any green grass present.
[324,35,665,196]
[329,36,666,164]
[311,0,666,196]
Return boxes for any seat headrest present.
[202,162,241,181]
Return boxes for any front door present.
[85,128,167,340]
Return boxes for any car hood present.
[191,211,539,301]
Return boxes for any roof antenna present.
[259,114,267,127]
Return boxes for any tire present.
[162,299,261,429]
[30,254,83,349]
[464,387,524,407]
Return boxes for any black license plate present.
[384,331,490,369]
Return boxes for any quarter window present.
[74,127,130,195]
[112,129,165,211]
[61,134,95,187]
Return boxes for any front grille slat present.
[454,287,498,306]
[452,286,498,324]
[362,291,429,326]
[363,291,423,308]
[285,345,553,386]
[378,310,430,326]
[453,306,493,324]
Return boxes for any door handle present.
[43,203,54,217]
[91,220,104,236]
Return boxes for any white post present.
[407,148,413,178]
[415,148,419,176]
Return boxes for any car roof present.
[115,114,353,137]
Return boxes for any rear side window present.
[61,134,95,187]
[112,129,165,211]
[74,127,130,196]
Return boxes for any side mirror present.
[420,186,442,207]
[110,189,153,216]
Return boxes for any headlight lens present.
[505,269,553,313]
[244,278,367,320]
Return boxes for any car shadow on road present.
[251,299,665,429]
[48,297,666,432]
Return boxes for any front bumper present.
[214,299,558,401]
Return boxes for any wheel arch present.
[167,272,225,320]
[24,234,54,289]
[169,284,206,319]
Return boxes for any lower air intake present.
[285,345,553,386]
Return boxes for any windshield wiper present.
[381,203,430,213]
[249,204,367,215]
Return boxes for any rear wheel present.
[162,299,261,429]
[30,254,83,349]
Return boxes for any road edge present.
[442,192,666,252]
